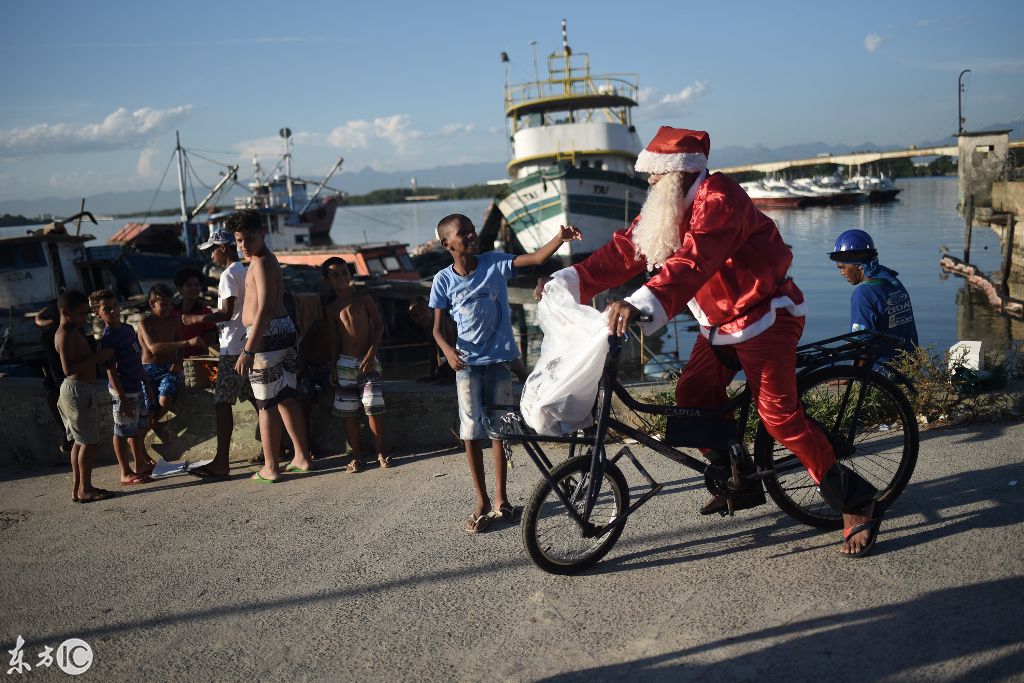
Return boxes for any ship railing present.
[505,73,639,110]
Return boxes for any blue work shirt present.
[850,277,919,359]
[429,251,521,365]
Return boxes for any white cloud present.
[137,144,159,177]
[327,121,372,150]
[661,81,708,105]
[235,131,324,158]
[636,81,708,118]
[864,34,884,54]
[439,122,477,137]
[326,115,423,152]
[0,105,193,158]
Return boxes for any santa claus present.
[537,126,882,558]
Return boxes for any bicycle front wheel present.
[754,365,919,530]
[522,454,630,575]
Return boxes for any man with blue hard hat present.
[829,229,918,360]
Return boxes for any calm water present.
[6,178,1013,357]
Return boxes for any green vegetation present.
[0,213,48,227]
[339,184,497,206]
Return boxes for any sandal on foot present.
[346,458,363,473]
[188,465,230,480]
[490,503,521,524]
[377,454,392,469]
[121,474,153,486]
[841,518,882,558]
[250,472,280,484]
[465,513,491,534]
[285,463,314,474]
[79,489,116,503]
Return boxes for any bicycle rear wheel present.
[522,454,629,575]
[754,365,918,530]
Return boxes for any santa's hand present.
[534,276,553,301]
[558,224,583,242]
[606,300,640,337]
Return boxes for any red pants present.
[675,312,835,483]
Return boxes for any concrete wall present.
[959,131,1012,210]
[0,377,463,469]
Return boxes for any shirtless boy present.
[323,257,388,471]
[231,209,314,482]
[54,289,115,503]
[137,284,202,428]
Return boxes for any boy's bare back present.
[328,293,378,358]
[56,324,99,383]
[242,252,288,327]
[139,315,182,364]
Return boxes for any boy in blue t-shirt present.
[91,289,157,485]
[429,213,582,533]
[829,229,918,360]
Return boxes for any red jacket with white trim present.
[570,172,805,342]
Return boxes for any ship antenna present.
[560,18,571,93]
[561,18,569,56]
[530,40,540,97]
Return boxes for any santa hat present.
[634,127,710,175]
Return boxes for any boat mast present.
[299,156,344,215]
[174,130,193,255]
[280,127,294,212]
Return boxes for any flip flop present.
[188,465,231,480]
[78,489,116,503]
[490,503,522,524]
[121,474,153,486]
[465,513,491,534]
[250,472,280,484]
[841,518,882,558]
[285,464,314,474]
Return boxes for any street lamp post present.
[958,69,972,135]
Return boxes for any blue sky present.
[1,0,1022,202]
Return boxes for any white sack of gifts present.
[520,277,610,435]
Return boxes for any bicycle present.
[485,330,919,575]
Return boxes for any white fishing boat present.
[481,20,647,261]
[0,214,129,363]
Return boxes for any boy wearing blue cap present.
[829,229,918,359]
[183,226,253,478]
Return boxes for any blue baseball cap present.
[198,226,234,250]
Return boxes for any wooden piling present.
[1001,212,1017,296]
[963,194,974,263]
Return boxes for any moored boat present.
[481,20,648,262]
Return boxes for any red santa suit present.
[552,127,836,483]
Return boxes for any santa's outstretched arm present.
[550,220,646,304]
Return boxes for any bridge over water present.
[716,141,1024,175]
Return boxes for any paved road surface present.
[1,421,1022,682]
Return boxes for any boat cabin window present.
[0,242,47,271]
[382,256,401,272]
[365,258,387,276]
[398,253,415,272]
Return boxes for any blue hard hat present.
[829,229,877,263]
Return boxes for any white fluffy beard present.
[632,172,685,268]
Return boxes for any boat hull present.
[493,166,648,260]
[750,196,806,209]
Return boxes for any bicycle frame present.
[486,330,906,539]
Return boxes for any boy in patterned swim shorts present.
[322,257,389,472]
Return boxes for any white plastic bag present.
[520,278,610,435]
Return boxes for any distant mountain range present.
[4,122,1021,219]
